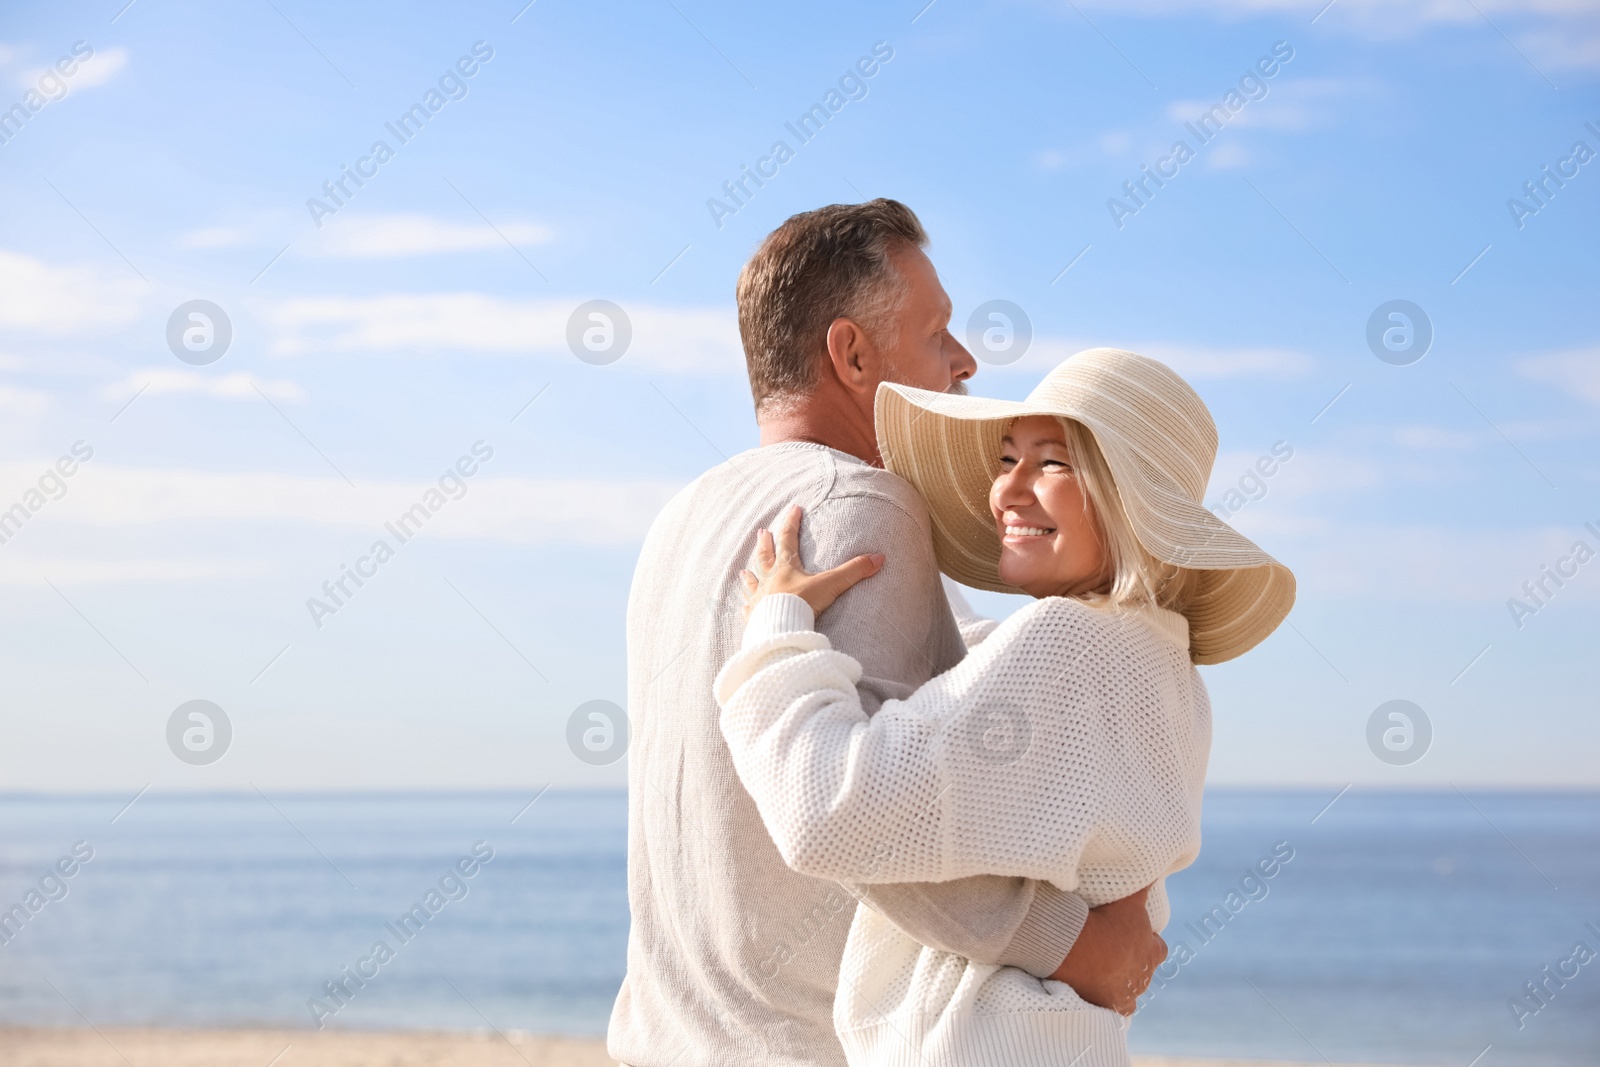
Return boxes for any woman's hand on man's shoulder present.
[740,504,886,621]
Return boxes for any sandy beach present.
[0,1029,1416,1067]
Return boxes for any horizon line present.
[2,783,1597,801]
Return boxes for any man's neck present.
[757,398,882,467]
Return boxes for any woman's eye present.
[998,455,1016,466]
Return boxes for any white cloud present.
[1278,521,1600,603]
[1097,131,1133,156]
[0,383,48,414]
[99,369,308,404]
[1200,435,1598,606]
[1034,148,1070,171]
[1166,78,1362,138]
[1391,425,1478,450]
[0,250,144,335]
[1210,445,1382,505]
[17,45,127,93]
[1142,342,1315,378]
[1070,0,1592,24]
[7,462,685,547]
[0,555,250,586]
[1033,142,1115,172]
[1219,509,1328,539]
[1033,0,1600,64]
[178,225,253,250]
[1205,140,1253,170]
[1183,463,1600,599]
[68,45,126,89]
[312,213,553,258]
[261,293,744,373]
[1519,27,1600,70]
[1029,338,1314,379]
[1066,77,1363,186]
[1517,348,1600,405]
[178,210,543,257]
[1499,417,1597,441]
[1203,435,1536,520]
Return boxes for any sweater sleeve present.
[716,595,1089,974]
[754,491,1090,976]
[714,593,1110,888]
[849,878,1088,976]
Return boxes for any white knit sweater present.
[714,591,1212,1067]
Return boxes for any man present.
[608,200,1165,1067]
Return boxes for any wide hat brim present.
[875,347,1295,665]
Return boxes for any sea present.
[2,789,1596,1066]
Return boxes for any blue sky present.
[0,0,1596,793]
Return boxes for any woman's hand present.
[741,505,886,620]
[1049,884,1167,1015]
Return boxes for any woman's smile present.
[1001,522,1056,542]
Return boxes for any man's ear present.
[824,317,878,398]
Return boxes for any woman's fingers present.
[811,552,886,613]
[755,528,776,573]
[754,506,804,577]
[776,504,803,568]
[835,552,887,589]
[743,506,884,619]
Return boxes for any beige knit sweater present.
[607,442,1089,1067]
[714,591,1211,1067]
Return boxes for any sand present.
[0,1028,1411,1067]
[0,1029,602,1067]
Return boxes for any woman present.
[713,348,1295,1067]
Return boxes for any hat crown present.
[1026,349,1217,503]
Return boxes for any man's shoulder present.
[638,444,839,563]
[648,445,826,526]
[652,443,930,537]
[826,455,926,506]
[818,455,932,532]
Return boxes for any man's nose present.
[947,332,978,383]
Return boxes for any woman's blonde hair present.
[1050,416,1202,615]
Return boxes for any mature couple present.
[608,200,1294,1067]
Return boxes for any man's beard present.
[946,380,969,396]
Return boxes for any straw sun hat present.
[875,347,1295,665]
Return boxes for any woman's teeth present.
[1005,525,1052,537]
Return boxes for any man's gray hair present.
[736,199,926,415]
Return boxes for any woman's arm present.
[714,592,945,883]
[737,498,1095,980]
[715,589,1107,886]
